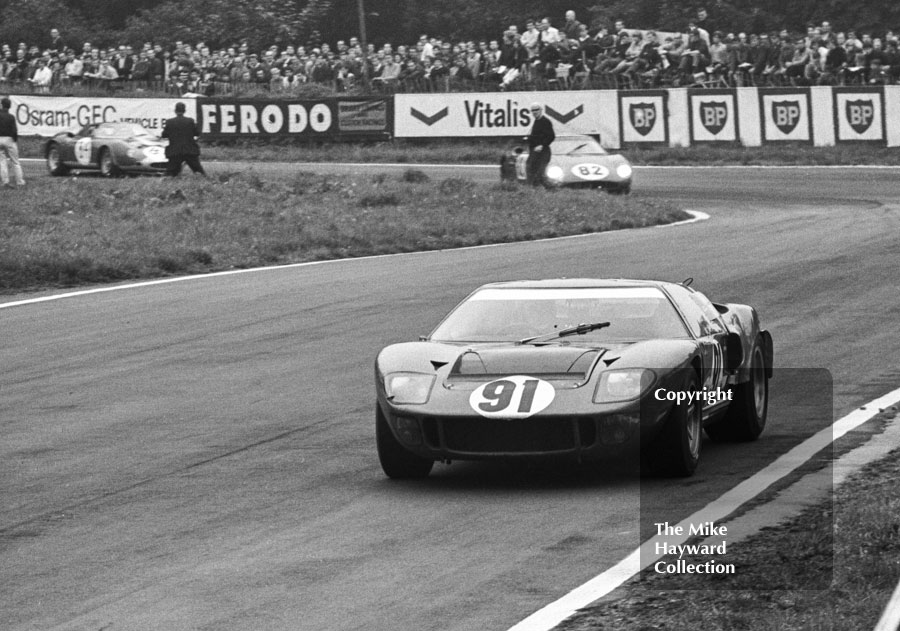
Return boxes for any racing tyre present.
[706,339,768,442]
[376,405,434,479]
[643,372,702,477]
[46,143,69,176]
[98,148,122,178]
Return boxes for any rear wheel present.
[46,143,69,176]
[706,340,768,442]
[98,147,121,178]
[376,405,434,479]
[643,372,702,477]
[607,183,631,195]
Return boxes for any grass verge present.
[20,137,900,167]
[558,441,900,630]
[0,171,687,294]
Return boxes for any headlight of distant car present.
[594,369,655,403]
[385,372,436,404]
[126,147,144,159]
[545,165,564,182]
[616,164,633,179]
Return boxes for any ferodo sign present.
[198,100,337,137]
[198,98,390,138]
[394,92,604,137]
[9,96,187,136]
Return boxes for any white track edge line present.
[0,211,708,310]
[875,577,900,631]
[507,385,900,631]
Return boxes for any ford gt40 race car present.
[45,122,169,177]
[499,134,633,193]
[375,279,773,479]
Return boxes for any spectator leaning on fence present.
[29,58,53,92]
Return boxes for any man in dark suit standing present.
[526,102,555,186]
[161,101,206,176]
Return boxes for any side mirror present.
[725,333,743,372]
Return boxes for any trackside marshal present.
[161,102,206,176]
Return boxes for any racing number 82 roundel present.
[469,375,555,419]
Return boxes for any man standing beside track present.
[161,101,206,177]
[526,101,555,187]
[0,96,26,189]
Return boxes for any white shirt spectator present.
[539,19,563,46]
[31,64,53,91]
[65,56,83,80]
[420,40,434,62]
[521,25,541,59]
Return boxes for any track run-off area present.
[2,162,900,630]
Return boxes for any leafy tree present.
[2,0,899,52]
[0,0,92,49]
[119,0,332,49]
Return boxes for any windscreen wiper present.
[518,321,611,345]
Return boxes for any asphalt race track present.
[3,162,900,630]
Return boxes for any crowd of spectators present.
[3,11,900,97]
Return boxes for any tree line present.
[2,0,898,52]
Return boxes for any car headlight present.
[126,148,144,159]
[594,369,655,403]
[385,372,435,404]
[545,165,564,181]
[616,164,633,179]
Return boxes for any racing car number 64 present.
[469,375,555,419]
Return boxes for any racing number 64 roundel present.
[469,375,555,419]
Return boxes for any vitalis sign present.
[395,93,597,137]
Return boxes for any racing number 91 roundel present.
[469,375,555,419]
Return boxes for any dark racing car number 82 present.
[469,376,555,419]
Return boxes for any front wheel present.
[643,372,702,477]
[376,405,434,479]
[98,147,121,178]
[706,340,768,442]
[46,143,69,176]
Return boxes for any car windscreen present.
[430,287,690,342]
[553,138,607,155]
[93,123,155,139]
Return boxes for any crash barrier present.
[10,95,392,140]
[394,86,900,148]
[12,88,900,147]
